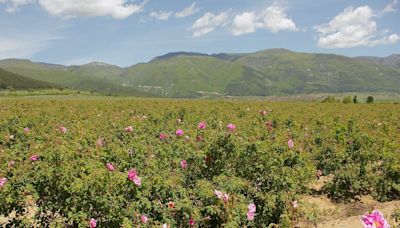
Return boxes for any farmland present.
[0,98,399,227]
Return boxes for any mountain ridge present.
[0,49,399,98]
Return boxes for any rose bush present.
[0,100,399,227]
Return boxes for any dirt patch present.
[297,195,400,228]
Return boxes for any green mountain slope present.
[354,54,400,69]
[116,50,400,97]
[121,55,272,97]
[0,49,399,97]
[0,68,58,89]
[68,62,124,81]
[0,59,151,96]
[231,49,400,94]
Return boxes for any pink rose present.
[89,218,97,228]
[223,193,229,203]
[175,129,184,136]
[125,126,133,133]
[227,123,236,131]
[248,203,256,213]
[128,169,141,186]
[361,210,389,228]
[198,122,206,130]
[8,160,15,167]
[30,154,39,161]
[59,126,67,134]
[288,139,294,148]
[247,203,256,220]
[0,177,7,187]
[214,190,223,199]
[247,211,255,221]
[133,177,142,186]
[141,215,148,224]
[106,163,115,171]
[159,133,167,140]
[23,127,30,133]
[180,160,188,169]
[189,217,195,226]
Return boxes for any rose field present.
[0,98,399,227]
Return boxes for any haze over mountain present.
[0,49,399,98]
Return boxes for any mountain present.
[117,49,400,97]
[150,52,209,62]
[0,68,57,89]
[354,54,400,69]
[231,49,400,94]
[0,59,151,97]
[0,49,399,98]
[120,55,271,97]
[68,62,124,81]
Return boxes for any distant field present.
[0,98,399,227]
[1,89,400,103]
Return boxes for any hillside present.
[117,49,400,97]
[0,49,399,97]
[0,68,57,90]
[354,54,400,69]
[0,59,151,97]
[121,55,272,97]
[231,49,400,94]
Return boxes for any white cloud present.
[383,0,398,13]
[0,0,145,19]
[149,10,172,20]
[191,12,230,37]
[175,2,198,18]
[0,35,62,59]
[259,6,298,33]
[315,5,400,48]
[231,12,259,36]
[231,5,298,36]
[0,0,35,13]
[231,6,297,36]
[39,0,145,19]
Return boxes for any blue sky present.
[0,0,399,66]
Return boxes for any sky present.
[0,0,399,67]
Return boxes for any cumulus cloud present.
[191,12,230,37]
[40,0,145,19]
[231,5,298,36]
[149,10,172,20]
[231,12,259,36]
[192,4,297,37]
[258,6,298,33]
[0,0,145,19]
[175,2,198,18]
[315,5,400,48]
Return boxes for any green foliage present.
[342,96,352,104]
[366,96,374,104]
[375,146,400,201]
[321,96,339,103]
[0,99,399,227]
